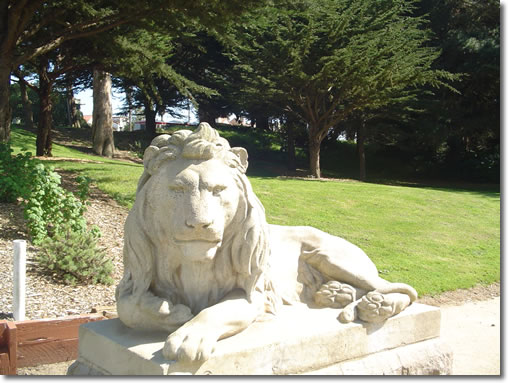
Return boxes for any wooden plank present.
[0,322,6,346]
[17,339,79,368]
[16,314,104,342]
[0,352,10,375]
[0,320,18,375]
[15,314,105,368]
[6,322,17,374]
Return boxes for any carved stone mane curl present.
[116,123,280,315]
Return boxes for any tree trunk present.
[66,78,80,128]
[253,112,269,131]
[309,138,321,178]
[0,57,12,142]
[198,106,216,126]
[36,57,53,157]
[144,99,156,138]
[357,119,366,181]
[92,69,114,157]
[125,86,133,131]
[286,121,296,171]
[18,78,34,131]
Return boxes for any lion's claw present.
[163,325,217,363]
[356,291,410,323]
[314,281,356,308]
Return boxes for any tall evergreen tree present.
[232,0,457,178]
[416,0,500,180]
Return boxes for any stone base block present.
[67,303,452,375]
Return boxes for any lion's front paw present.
[314,281,356,308]
[163,324,217,363]
[357,292,410,323]
[166,304,194,326]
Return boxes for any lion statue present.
[115,122,417,364]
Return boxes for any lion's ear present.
[144,145,178,175]
[231,147,248,172]
[143,145,160,171]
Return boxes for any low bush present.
[0,142,36,203]
[37,225,113,285]
[22,163,89,244]
[0,142,112,285]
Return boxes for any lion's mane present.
[116,123,280,315]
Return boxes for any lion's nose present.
[185,217,213,229]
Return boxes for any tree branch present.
[13,9,153,67]
[12,68,39,92]
[17,9,66,45]
[7,0,44,52]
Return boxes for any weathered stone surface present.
[306,338,453,375]
[115,122,420,364]
[68,303,445,375]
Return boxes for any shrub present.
[22,163,88,244]
[1,143,112,285]
[0,142,36,203]
[36,224,113,286]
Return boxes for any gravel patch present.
[0,173,127,321]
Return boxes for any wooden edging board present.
[0,314,106,374]
[0,321,17,375]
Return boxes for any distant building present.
[83,115,93,125]
[216,115,250,127]
[133,121,169,131]
[112,116,128,131]
[82,115,128,131]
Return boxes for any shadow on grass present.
[366,178,500,199]
[250,162,500,200]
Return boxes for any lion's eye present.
[212,185,226,196]
[169,184,185,193]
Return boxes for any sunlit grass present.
[250,177,500,295]
[10,127,143,207]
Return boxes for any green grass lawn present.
[11,128,144,206]
[8,127,500,296]
[250,177,500,296]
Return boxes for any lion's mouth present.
[174,239,222,246]
[174,239,222,262]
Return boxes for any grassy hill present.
[7,126,500,296]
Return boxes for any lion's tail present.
[369,278,418,302]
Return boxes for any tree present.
[414,0,500,181]
[11,43,89,156]
[0,0,265,142]
[12,69,35,131]
[232,0,457,178]
[65,75,81,128]
[91,69,114,157]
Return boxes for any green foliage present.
[22,163,89,244]
[0,142,36,203]
[76,175,93,203]
[1,138,112,285]
[37,224,113,286]
[229,0,459,177]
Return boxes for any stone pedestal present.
[67,303,452,375]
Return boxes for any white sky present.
[75,88,199,123]
[75,88,125,116]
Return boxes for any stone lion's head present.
[118,123,278,314]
